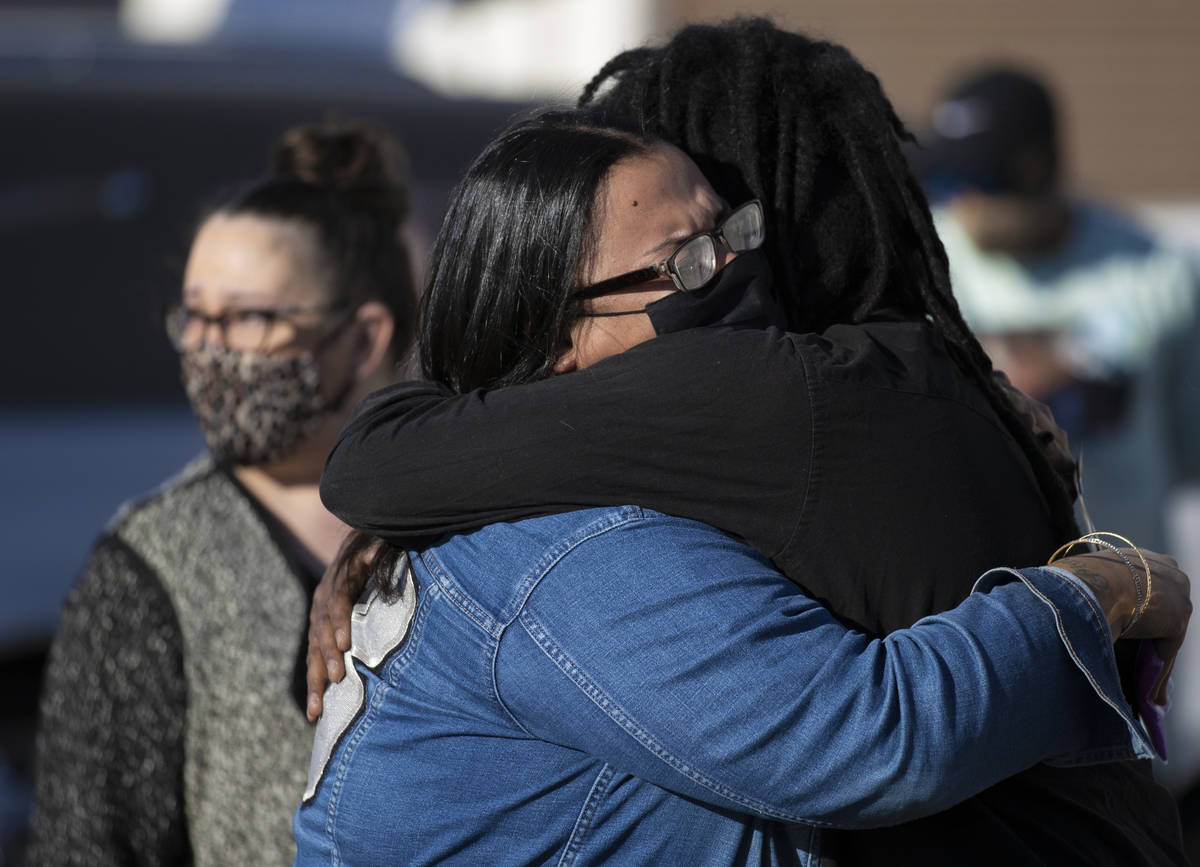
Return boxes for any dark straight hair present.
[419,110,657,394]
[338,110,659,600]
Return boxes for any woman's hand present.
[305,538,379,722]
[1053,548,1190,704]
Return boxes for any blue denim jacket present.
[294,507,1153,866]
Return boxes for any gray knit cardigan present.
[30,457,318,866]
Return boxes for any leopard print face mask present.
[181,343,349,466]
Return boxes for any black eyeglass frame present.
[572,199,765,302]
[164,299,353,352]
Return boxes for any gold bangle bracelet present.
[1048,531,1152,634]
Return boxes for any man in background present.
[917,68,1200,855]
[918,66,1200,550]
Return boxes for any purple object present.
[1134,640,1170,760]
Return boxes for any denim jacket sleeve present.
[493,511,1154,829]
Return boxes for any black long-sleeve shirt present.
[322,321,1186,866]
[325,321,1065,634]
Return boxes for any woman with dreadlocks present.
[306,20,1186,866]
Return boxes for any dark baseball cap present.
[917,66,1060,197]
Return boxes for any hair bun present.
[271,121,411,224]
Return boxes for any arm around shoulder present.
[321,328,808,547]
[494,513,1154,829]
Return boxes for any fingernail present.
[326,658,339,678]
[336,629,348,648]
[307,694,320,715]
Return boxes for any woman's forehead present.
[612,143,721,207]
[602,145,721,233]
[184,213,329,306]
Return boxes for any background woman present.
[296,109,1187,865]
[30,121,416,865]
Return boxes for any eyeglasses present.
[574,199,765,302]
[164,299,351,352]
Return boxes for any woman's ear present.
[553,316,585,374]
[553,342,578,374]
[353,300,396,383]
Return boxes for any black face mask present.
[643,248,787,336]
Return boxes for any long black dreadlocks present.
[580,17,1079,543]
